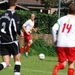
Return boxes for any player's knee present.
[62,61,67,67]
[30,41,33,45]
[29,40,33,45]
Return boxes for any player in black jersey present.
[0,14,1,53]
[0,0,23,75]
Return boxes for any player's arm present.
[15,13,23,36]
[32,26,37,32]
[22,24,30,35]
[17,24,23,37]
[22,25,26,32]
[52,22,60,45]
[17,22,23,36]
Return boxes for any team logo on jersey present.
[1,13,10,21]
[68,19,70,23]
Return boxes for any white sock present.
[25,52,28,55]
[14,72,20,75]
[1,62,7,68]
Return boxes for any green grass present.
[0,55,68,75]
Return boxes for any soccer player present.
[0,28,1,52]
[0,14,1,54]
[0,0,23,75]
[0,35,1,54]
[20,13,36,57]
[52,3,75,75]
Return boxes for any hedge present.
[0,10,58,34]
[29,39,56,56]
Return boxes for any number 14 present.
[62,23,72,33]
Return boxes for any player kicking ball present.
[52,3,75,75]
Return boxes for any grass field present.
[0,55,68,75]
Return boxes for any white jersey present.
[23,19,34,32]
[52,15,75,47]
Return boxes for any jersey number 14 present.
[62,23,72,33]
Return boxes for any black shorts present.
[0,41,1,54]
[1,42,20,56]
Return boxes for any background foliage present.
[0,10,58,34]
[16,10,58,34]
[29,39,56,56]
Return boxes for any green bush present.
[0,10,58,34]
[29,38,56,56]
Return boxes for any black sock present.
[14,65,20,73]
[0,64,3,70]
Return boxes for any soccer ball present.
[39,53,45,60]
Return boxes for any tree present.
[41,0,58,9]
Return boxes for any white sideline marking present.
[9,66,67,75]
[22,68,67,75]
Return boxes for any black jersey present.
[0,14,1,44]
[0,9,21,44]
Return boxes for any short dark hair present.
[8,0,17,7]
[68,3,75,14]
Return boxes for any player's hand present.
[20,31,24,36]
[25,31,31,35]
[34,29,37,32]
[53,41,57,45]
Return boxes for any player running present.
[52,3,75,75]
[20,13,36,57]
[0,0,23,75]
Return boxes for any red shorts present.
[24,32,32,43]
[56,47,75,62]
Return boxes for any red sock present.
[20,47,24,54]
[52,63,64,75]
[25,45,30,52]
[68,68,74,75]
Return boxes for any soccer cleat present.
[25,53,28,58]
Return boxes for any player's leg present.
[67,47,75,75]
[0,55,10,70]
[25,39,33,57]
[20,45,24,54]
[52,61,66,75]
[0,44,10,70]
[14,53,21,75]
[68,61,74,75]
[52,47,66,75]
[24,34,33,57]
[20,32,25,54]
[12,42,21,75]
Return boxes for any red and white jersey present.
[23,19,34,32]
[52,15,75,47]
